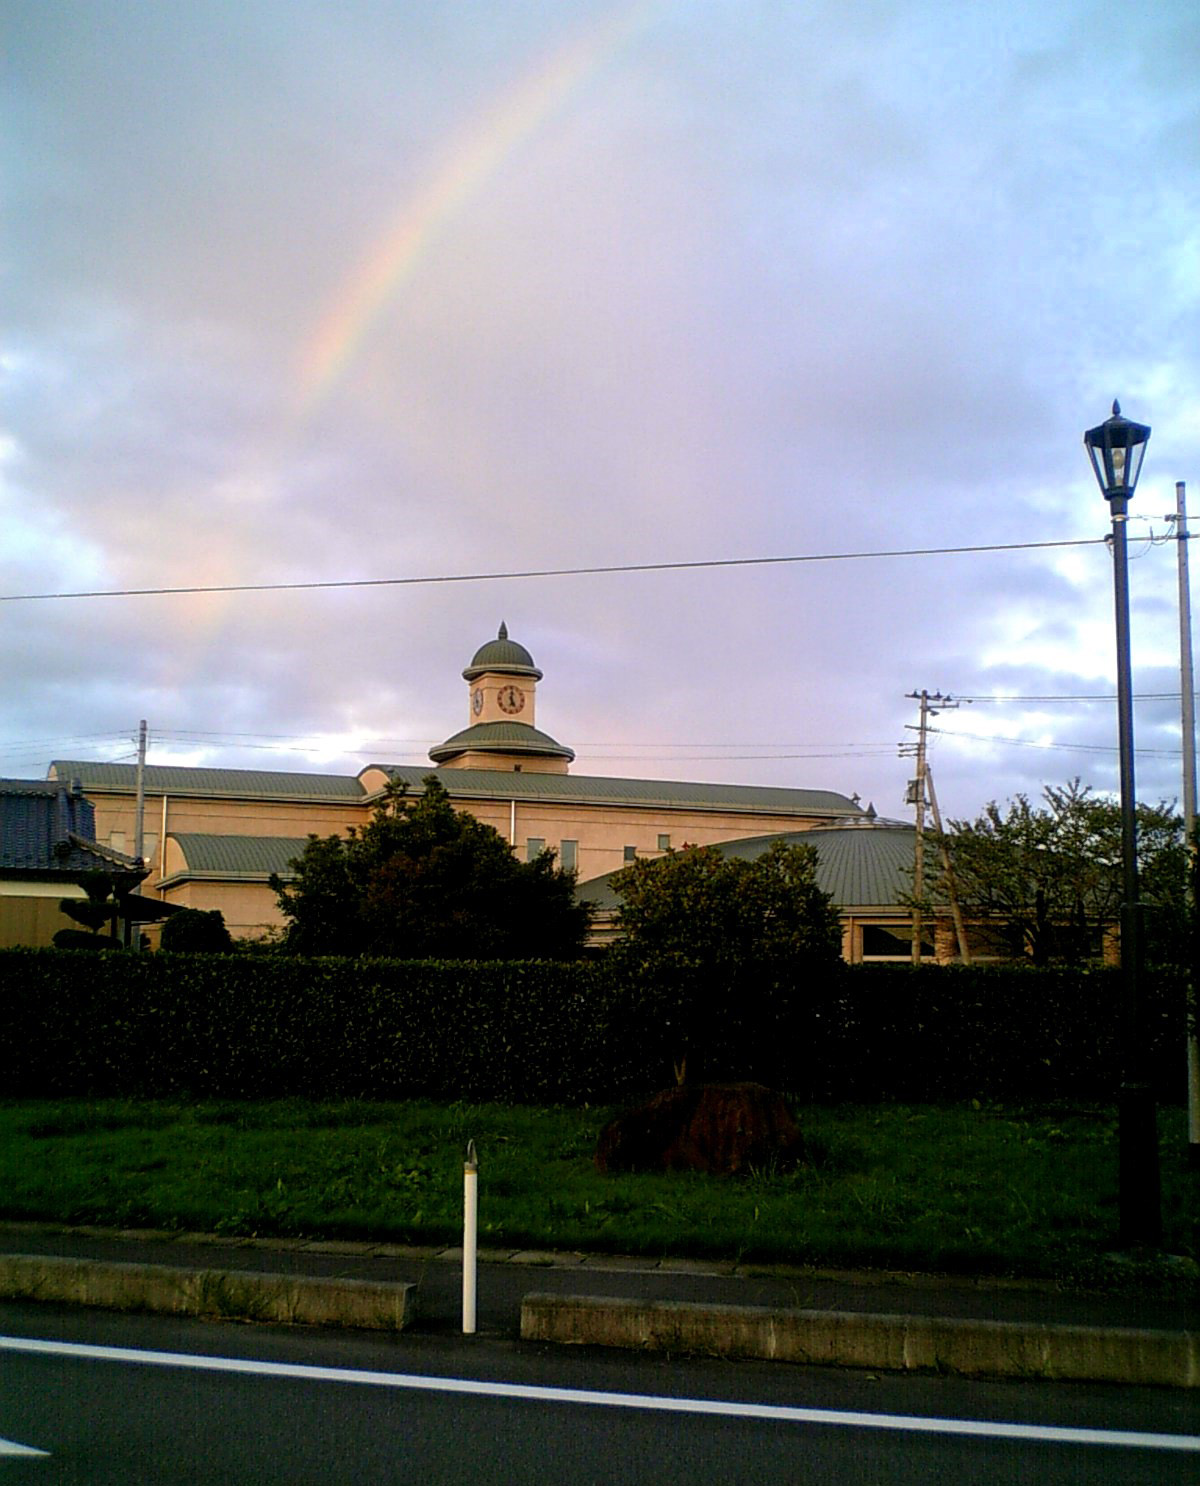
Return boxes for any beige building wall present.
[123,784,847,942]
[497,802,832,881]
[85,793,364,893]
[356,765,835,883]
[439,751,568,774]
[468,671,539,728]
[0,882,89,949]
[156,877,283,940]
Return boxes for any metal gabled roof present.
[366,764,864,818]
[577,823,920,913]
[50,761,368,802]
[164,834,309,880]
[47,757,866,823]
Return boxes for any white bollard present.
[462,1139,478,1334]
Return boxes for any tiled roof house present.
[0,777,149,947]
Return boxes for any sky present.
[3,0,1198,825]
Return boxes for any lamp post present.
[1083,400,1163,1248]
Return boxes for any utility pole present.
[926,766,971,963]
[1168,482,1199,1167]
[128,719,149,951]
[134,720,148,865]
[903,691,957,964]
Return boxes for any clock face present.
[497,684,525,715]
[472,688,484,716]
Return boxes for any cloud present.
[2,0,1196,826]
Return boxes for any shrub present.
[159,909,234,954]
[50,930,118,952]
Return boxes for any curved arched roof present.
[576,823,921,912]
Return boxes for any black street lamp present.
[1083,400,1163,1248]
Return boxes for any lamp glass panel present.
[1125,440,1146,492]
[1085,442,1107,492]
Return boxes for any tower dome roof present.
[429,721,574,766]
[462,622,543,682]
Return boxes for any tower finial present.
[498,620,508,640]
[1112,399,1121,417]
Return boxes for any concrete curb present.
[0,1254,416,1332]
[520,1294,1200,1388]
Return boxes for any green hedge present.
[779,963,1187,1103]
[0,951,632,1103]
[0,950,1189,1103]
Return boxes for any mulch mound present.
[594,1082,805,1175]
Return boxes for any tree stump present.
[594,1083,804,1175]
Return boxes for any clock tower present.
[429,622,574,773]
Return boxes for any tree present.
[607,840,843,1083]
[58,867,118,939]
[160,908,234,953]
[932,780,1187,966]
[270,775,591,959]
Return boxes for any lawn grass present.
[1,1099,1196,1288]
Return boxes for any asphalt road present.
[3,1303,1198,1485]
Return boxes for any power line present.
[957,692,1181,704]
[0,536,1109,605]
[148,731,899,763]
[927,724,1182,758]
[0,734,135,760]
[151,727,895,750]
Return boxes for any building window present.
[560,839,578,872]
[860,924,934,961]
[526,837,545,861]
[657,834,671,851]
[623,845,637,862]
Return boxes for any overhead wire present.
[0,535,1110,605]
[926,724,1181,758]
[3,531,1186,774]
[956,692,1181,704]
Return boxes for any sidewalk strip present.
[522,1292,1199,1388]
[0,1253,415,1331]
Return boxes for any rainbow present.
[294,1,659,419]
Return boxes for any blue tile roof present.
[0,778,140,876]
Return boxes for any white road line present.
[0,1435,49,1458]
[3,1333,1197,1454]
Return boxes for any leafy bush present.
[607,841,842,1084]
[159,909,234,953]
[50,930,118,952]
